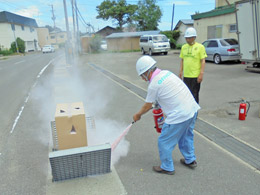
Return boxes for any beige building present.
[36,27,51,48]
[216,0,238,7]
[191,1,240,43]
[80,35,92,53]
[49,31,67,47]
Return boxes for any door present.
[205,40,219,61]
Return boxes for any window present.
[21,25,24,31]
[140,37,148,42]
[153,36,168,43]
[219,39,238,46]
[202,41,210,48]
[208,41,218,48]
[207,25,223,39]
[60,35,64,38]
[229,24,237,33]
[11,24,15,31]
[50,36,55,39]
[149,36,152,41]
[30,27,34,32]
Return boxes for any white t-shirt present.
[146,70,200,124]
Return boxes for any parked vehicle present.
[140,34,170,55]
[42,45,55,53]
[236,0,260,72]
[202,38,240,64]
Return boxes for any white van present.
[140,34,170,55]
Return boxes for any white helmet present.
[184,27,197,38]
[136,56,157,76]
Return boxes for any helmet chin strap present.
[143,68,153,82]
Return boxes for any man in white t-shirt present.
[133,56,200,175]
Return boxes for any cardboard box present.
[55,102,88,150]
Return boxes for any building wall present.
[49,32,67,46]
[176,23,194,45]
[193,12,238,43]
[107,37,140,51]
[0,22,39,51]
[216,0,239,7]
[37,28,51,48]
[0,23,14,50]
[81,36,92,53]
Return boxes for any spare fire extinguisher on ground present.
[239,99,250,120]
[153,102,164,133]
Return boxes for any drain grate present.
[49,144,111,182]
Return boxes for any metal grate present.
[49,144,111,182]
[86,116,96,130]
[50,121,59,151]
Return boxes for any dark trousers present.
[183,77,200,104]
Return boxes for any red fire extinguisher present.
[153,102,164,133]
[239,99,250,120]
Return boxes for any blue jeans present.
[158,112,197,171]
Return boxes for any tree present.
[11,37,25,53]
[96,0,138,30]
[134,0,162,31]
[89,35,103,52]
[161,30,180,49]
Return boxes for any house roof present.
[174,19,194,30]
[0,11,38,27]
[191,5,236,20]
[96,26,116,33]
[106,30,160,39]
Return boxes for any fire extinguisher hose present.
[246,101,250,116]
[111,121,135,152]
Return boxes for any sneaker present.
[180,158,197,168]
[152,166,175,175]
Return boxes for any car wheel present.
[253,62,260,68]
[149,49,153,56]
[164,52,168,55]
[214,54,221,64]
[142,48,145,55]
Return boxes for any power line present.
[75,5,95,32]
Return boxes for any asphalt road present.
[0,50,260,195]
[0,51,61,194]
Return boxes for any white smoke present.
[30,56,130,165]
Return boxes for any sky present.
[0,0,216,32]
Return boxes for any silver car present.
[202,38,240,64]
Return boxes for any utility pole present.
[50,5,57,45]
[71,0,76,41]
[75,0,81,54]
[171,3,175,31]
[71,0,76,56]
[11,21,19,53]
[63,0,73,65]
